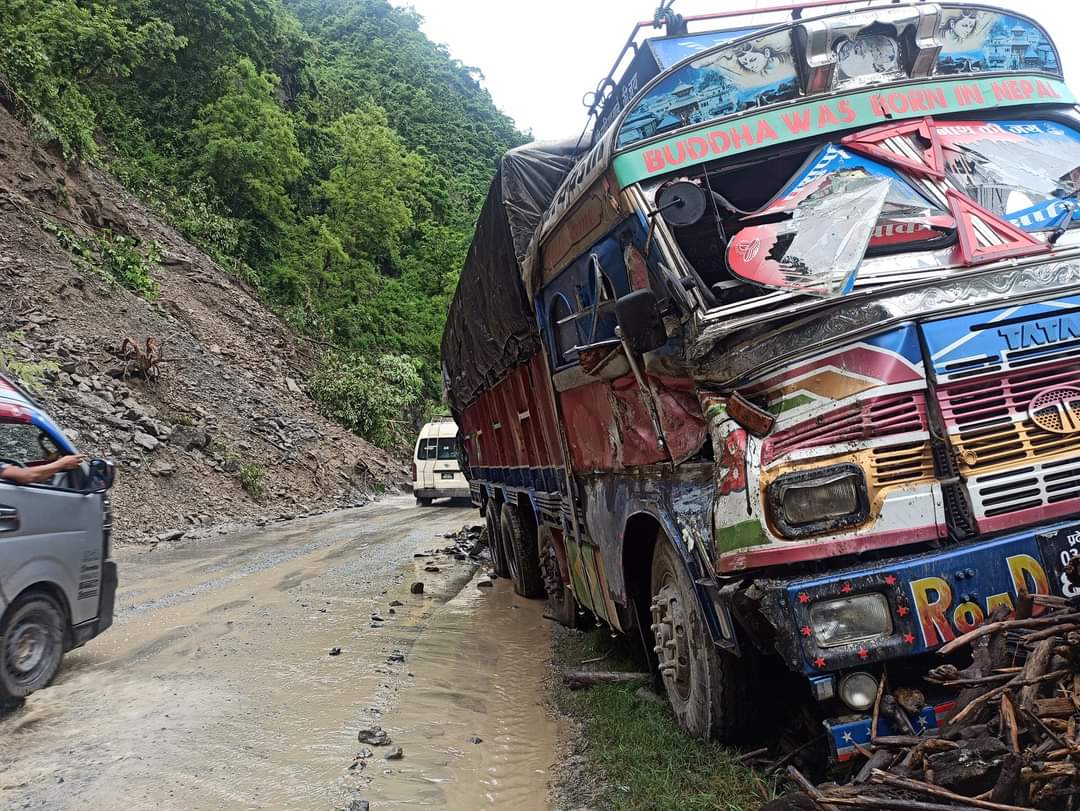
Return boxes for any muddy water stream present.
[363,577,557,809]
[0,497,557,810]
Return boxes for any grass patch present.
[239,462,266,499]
[40,219,161,300]
[553,627,779,811]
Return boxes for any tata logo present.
[1029,385,1080,435]
[997,313,1080,351]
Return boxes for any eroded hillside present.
[0,106,408,542]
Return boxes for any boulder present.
[133,431,160,452]
[171,426,210,451]
[149,461,176,477]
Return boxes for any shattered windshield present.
[723,145,953,297]
[938,121,1080,230]
[661,118,1080,304]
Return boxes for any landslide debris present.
[0,105,407,541]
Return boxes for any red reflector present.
[947,190,1050,266]
[841,117,945,179]
[728,392,775,437]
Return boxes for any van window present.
[416,437,438,460]
[436,437,458,460]
[0,422,59,466]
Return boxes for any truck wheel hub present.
[650,584,692,701]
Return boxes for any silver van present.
[0,375,116,702]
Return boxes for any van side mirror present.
[87,458,116,492]
[615,289,666,355]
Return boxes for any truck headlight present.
[809,593,892,648]
[838,672,879,711]
[767,464,869,537]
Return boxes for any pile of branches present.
[790,592,1080,811]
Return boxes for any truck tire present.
[417,496,432,507]
[0,593,66,701]
[539,525,577,626]
[486,503,510,578]
[650,541,754,741]
[499,504,545,598]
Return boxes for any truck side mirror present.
[87,458,116,492]
[615,289,666,355]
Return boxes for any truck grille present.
[869,441,935,488]
[763,391,928,465]
[936,358,1080,530]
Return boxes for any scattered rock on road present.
[328,647,341,656]
[410,582,424,594]
[357,726,391,747]
[344,796,370,811]
[384,746,404,760]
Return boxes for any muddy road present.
[0,496,558,810]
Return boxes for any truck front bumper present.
[749,518,1079,759]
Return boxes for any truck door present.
[0,422,103,626]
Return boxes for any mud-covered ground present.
[0,497,560,810]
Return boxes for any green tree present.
[320,104,428,267]
[192,57,306,228]
[0,0,184,155]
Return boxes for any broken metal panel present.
[690,259,1080,387]
[578,465,714,608]
[558,373,706,471]
[701,325,950,573]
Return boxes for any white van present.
[412,418,469,505]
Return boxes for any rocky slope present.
[0,106,409,542]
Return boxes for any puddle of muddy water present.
[0,503,558,811]
[357,575,558,810]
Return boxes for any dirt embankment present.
[0,106,408,542]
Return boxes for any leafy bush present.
[307,351,423,449]
[41,220,160,299]
[239,462,266,498]
[98,230,161,299]
[0,332,58,393]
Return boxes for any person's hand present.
[56,454,86,471]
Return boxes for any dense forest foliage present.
[0,0,526,444]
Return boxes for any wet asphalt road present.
[0,496,557,810]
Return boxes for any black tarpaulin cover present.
[441,139,583,412]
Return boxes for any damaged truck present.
[441,0,1080,758]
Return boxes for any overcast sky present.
[394,1,1080,141]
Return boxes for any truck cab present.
[0,375,116,703]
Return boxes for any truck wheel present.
[539,525,577,626]
[650,541,754,741]
[499,504,545,598]
[417,496,432,507]
[486,503,510,578]
[0,594,66,701]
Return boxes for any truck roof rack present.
[583,0,922,139]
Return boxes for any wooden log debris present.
[794,602,1080,810]
[560,670,650,690]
